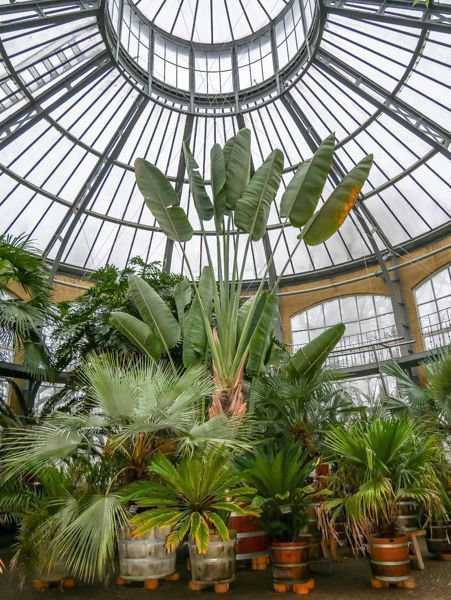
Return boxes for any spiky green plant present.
[238,442,317,541]
[124,450,256,553]
[323,417,447,549]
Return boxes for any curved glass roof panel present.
[0,0,449,280]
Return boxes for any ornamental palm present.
[1,354,253,483]
[112,131,373,416]
[383,350,451,438]
[124,450,256,553]
[323,417,447,547]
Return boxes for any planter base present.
[251,555,270,571]
[437,553,451,561]
[31,578,75,591]
[189,580,232,593]
[115,572,180,590]
[371,576,416,590]
[273,578,315,596]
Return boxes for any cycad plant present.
[111,131,373,416]
[124,450,256,553]
[239,443,317,541]
[323,417,447,550]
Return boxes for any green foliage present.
[125,450,256,553]
[239,443,317,541]
[323,417,447,543]
[52,258,182,371]
[280,134,335,226]
[383,350,451,438]
[132,128,372,414]
[288,323,345,380]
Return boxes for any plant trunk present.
[209,362,246,417]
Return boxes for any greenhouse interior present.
[0,0,450,598]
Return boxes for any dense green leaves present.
[289,323,345,380]
[135,158,193,241]
[183,142,213,221]
[128,274,181,351]
[304,154,373,245]
[281,134,335,227]
[224,129,251,210]
[235,149,284,241]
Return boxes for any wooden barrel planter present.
[306,503,322,560]
[369,535,411,583]
[426,520,451,558]
[271,537,311,585]
[395,500,419,534]
[228,514,269,569]
[188,532,236,588]
[118,527,176,581]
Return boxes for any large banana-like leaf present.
[128,275,181,350]
[183,266,215,368]
[135,158,193,241]
[224,129,251,210]
[304,155,373,245]
[210,143,227,229]
[246,292,279,376]
[235,149,284,241]
[183,142,213,221]
[109,311,162,359]
[280,134,335,227]
[173,278,192,327]
[288,323,345,380]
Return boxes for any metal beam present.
[0,51,111,145]
[162,114,194,272]
[315,49,451,159]
[322,0,451,32]
[0,1,100,33]
[44,93,149,276]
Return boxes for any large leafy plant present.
[124,450,256,553]
[323,417,447,548]
[113,131,373,416]
[239,443,317,541]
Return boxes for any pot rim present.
[369,534,408,544]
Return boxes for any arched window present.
[415,264,451,350]
[290,295,398,368]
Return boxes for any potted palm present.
[323,417,447,589]
[241,443,318,595]
[0,355,253,585]
[124,450,256,593]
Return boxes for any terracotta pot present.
[426,520,451,556]
[271,538,310,583]
[369,535,410,582]
[228,514,269,561]
[189,533,236,584]
[118,527,176,581]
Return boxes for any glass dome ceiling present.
[0,0,450,281]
